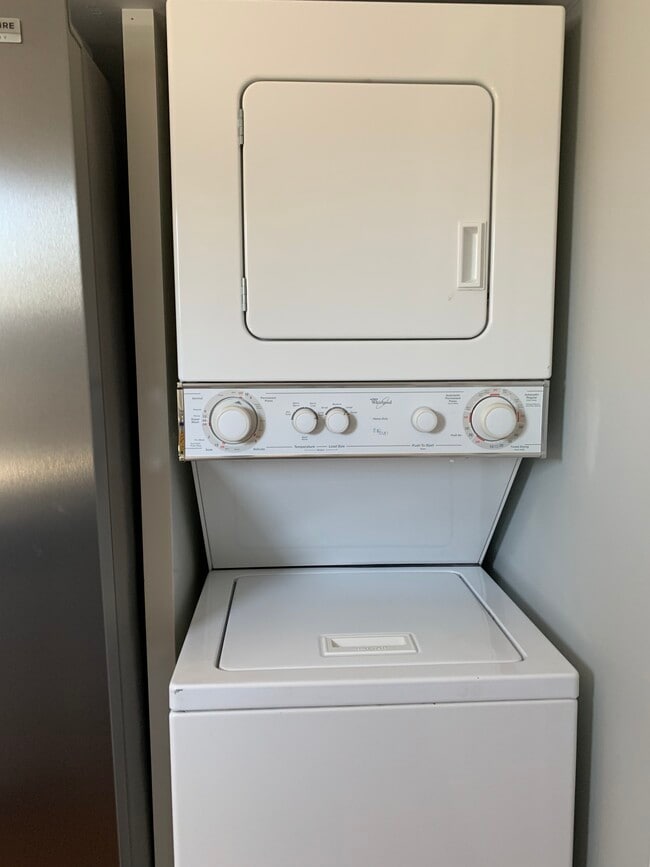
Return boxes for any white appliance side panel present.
[170,700,576,867]
[167,0,564,381]
[194,456,519,568]
[243,81,492,340]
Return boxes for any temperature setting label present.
[179,383,548,459]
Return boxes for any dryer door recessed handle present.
[457,221,486,290]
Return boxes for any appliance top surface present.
[170,566,578,711]
[220,569,521,670]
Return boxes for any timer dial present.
[411,407,439,434]
[471,397,518,441]
[292,407,318,434]
[325,407,350,434]
[209,398,258,443]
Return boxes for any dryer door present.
[242,81,493,341]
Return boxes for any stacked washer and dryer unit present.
[166,2,577,865]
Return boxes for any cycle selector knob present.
[325,407,350,434]
[411,407,439,434]
[292,407,318,434]
[209,398,257,443]
[470,397,518,441]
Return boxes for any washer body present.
[171,566,577,867]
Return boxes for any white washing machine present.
[170,383,578,866]
[166,2,576,865]
[171,566,577,866]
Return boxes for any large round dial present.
[292,407,318,434]
[325,407,350,434]
[411,407,439,434]
[470,397,518,441]
[209,398,258,443]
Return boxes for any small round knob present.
[210,399,257,443]
[325,407,350,434]
[411,407,439,434]
[292,407,318,434]
[471,397,518,441]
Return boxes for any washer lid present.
[170,567,578,711]
[220,569,521,671]
[242,80,492,340]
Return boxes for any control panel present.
[179,383,548,459]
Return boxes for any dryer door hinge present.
[237,108,244,145]
[241,276,248,311]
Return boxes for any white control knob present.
[325,407,350,434]
[471,397,518,441]
[292,407,318,434]
[210,399,257,443]
[411,407,439,434]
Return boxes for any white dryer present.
[167,0,565,383]
[171,566,577,867]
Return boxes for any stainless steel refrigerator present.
[0,1,151,864]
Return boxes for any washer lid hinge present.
[237,108,244,145]
[241,276,248,311]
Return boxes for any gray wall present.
[490,1,650,865]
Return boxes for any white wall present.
[490,1,650,865]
